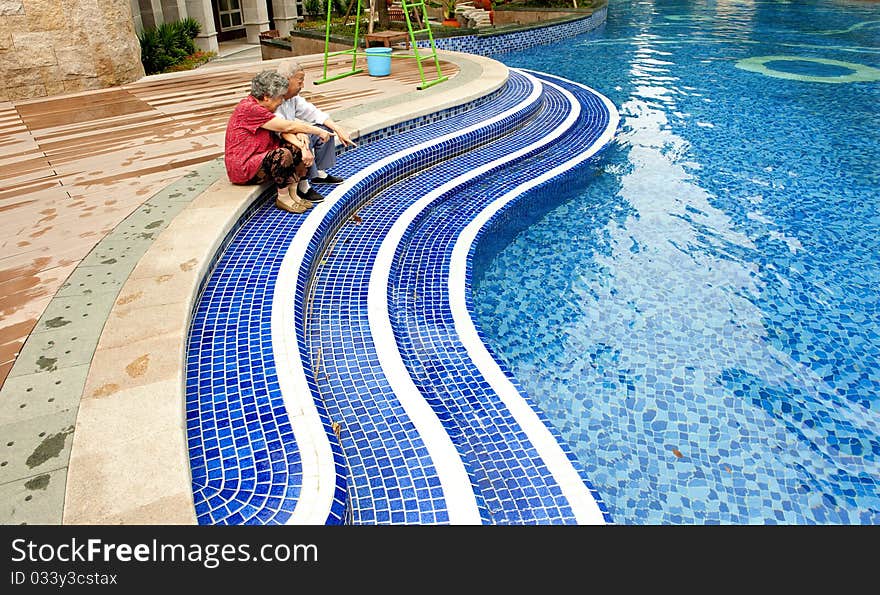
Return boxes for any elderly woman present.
[225,70,331,213]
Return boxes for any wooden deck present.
[0,53,458,387]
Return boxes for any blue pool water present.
[472,0,880,524]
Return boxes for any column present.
[160,0,183,20]
[241,0,270,43]
[138,0,165,29]
[184,0,219,52]
[131,0,145,34]
[271,0,301,37]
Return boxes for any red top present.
[224,95,279,184]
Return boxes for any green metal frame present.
[313,0,448,90]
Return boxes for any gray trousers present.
[307,124,337,180]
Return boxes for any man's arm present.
[296,96,357,148]
[321,117,356,148]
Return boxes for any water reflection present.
[475,0,880,523]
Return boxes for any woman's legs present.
[262,145,299,190]
[255,144,312,213]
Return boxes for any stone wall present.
[0,0,145,101]
[261,35,350,60]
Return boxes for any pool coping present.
[59,51,509,525]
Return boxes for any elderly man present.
[275,60,356,204]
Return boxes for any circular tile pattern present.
[735,55,880,83]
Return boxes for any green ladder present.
[313,0,448,90]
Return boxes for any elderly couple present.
[224,60,356,214]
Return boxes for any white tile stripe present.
[273,243,333,524]
[274,72,544,524]
[449,72,620,524]
[367,75,584,523]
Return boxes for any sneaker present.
[312,174,344,184]
[276,195,312,214]
[297,187,326,203]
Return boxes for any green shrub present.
[179,17,202,40]
[139,18,202,75]
[305,0,323,17]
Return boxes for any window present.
[218,0,244,30]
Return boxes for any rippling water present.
[472,0,880,524]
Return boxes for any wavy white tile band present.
[367,75,585,523]
[274,71,544,524]
[449,72,620,524]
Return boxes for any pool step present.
[184,71,546,524]
[386,71,620,523]
[305,70,619,523]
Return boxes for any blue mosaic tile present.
[305,73,615,523]
[417,8,607,57]
[388,73,614,523]
[186,70,553,524]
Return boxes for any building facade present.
[0,0,306,101]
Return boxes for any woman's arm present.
[280,132,314,166]
[262,116,330,141]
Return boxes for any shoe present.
[297,187,326,203]
[312,174,344,184]
[276,195,312,214]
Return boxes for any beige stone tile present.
[109,271,197,311]
[98,298,188,352]
[81,330,185,402]
[124,249,206,292]
[63,387,194,524]
[66,490,196,525]
[126,196,245,283]
[185,177,262,213]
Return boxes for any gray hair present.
[250,70,289,99]
[276,60,304,79]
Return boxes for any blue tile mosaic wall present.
[416,8,607,57]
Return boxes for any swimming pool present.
[473,0,880,524]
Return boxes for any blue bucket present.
[365,47,393,77]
